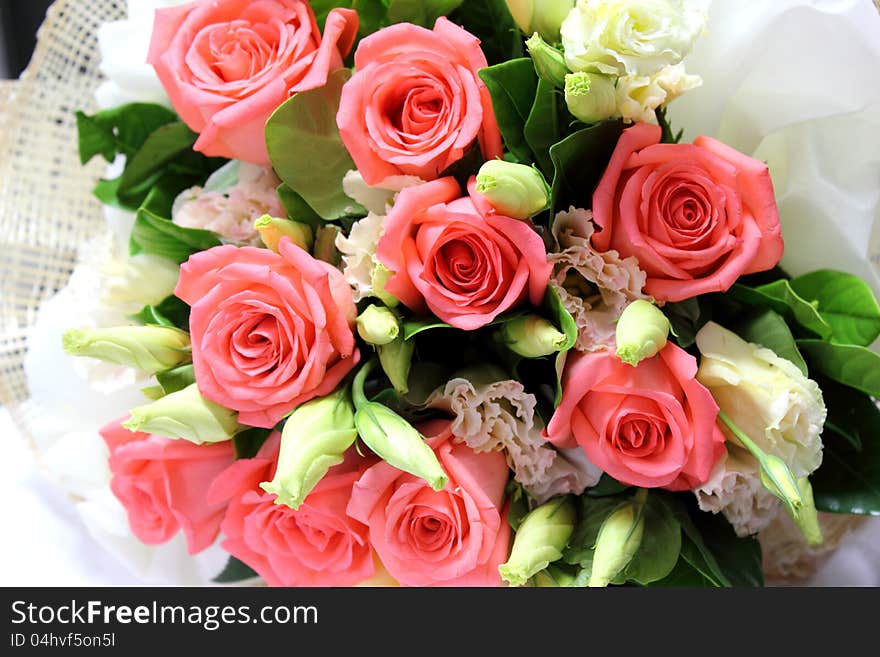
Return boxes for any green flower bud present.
[498,314,568,358]
[533,564,576,587]
[254,214,314,253]
[615,300,671,366]
[564,71,618,124]
[62,326,190,374]
[370,263,400,308]
[499,496,576,587]
[506,0,575,43]
[352,360,447,490]
[475,160,550,219]
[590,499,645,588]
[356,305,400,346]
[525,33,568,88]
[790,477,823,547]
[260,388,358,509]
[123,383,239,444]
[377,335,414,394]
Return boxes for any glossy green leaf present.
[523,79,563,176]
[233,427,274,460]
[275,183,324,229]
[623,495,680,585]
[155,364,196,396]
[544,286,577,407]
[76,103,178,164]
[477,59,539,163]
[789,269,880,346]
[131,295,190,331]
[663,297,703,348]
[733,308,808,376]
[449,0,523,65]
[586,474,630,498]
[730,280,832,340]
[213,556,259,583]
[688,510,763,586]
[117,122,198,204]
[562,496,621,572]
[650,557,716,587]
[797,340,880,398]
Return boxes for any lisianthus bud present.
[475,160,550,219]
[356,305,400,346]
[525,33,568,88]
[590,498,645,587]
[371,263,400,308]
[378,335,414,394]
[498,315,568,357]
[791,477,823,547]
[506,0,575,43]
[62,326,190,374]
[260,388,358,509]
[254,215,314,252]
[123,383,239,444]
[533,564,576,587]
[564,71,617,124]
[499,496,576,587]
[615,300,670,366]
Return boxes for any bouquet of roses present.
[59,0,880,587]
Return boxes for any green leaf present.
[402,318,454,340]
[729,280,832,340]
[212,556,259,583]
[233,427,273,460]
[661,496,730,587]
[266,68,365,221]
[544,286,577,406]
[733,308,808,376]
[505,481,530,531]
[276,183,324,229]
[650,556,716,587]
[448,0,523,66]
[586,474,630,497]
[623,495,680,585]
[477,59,539,163]
[663,297,703,349]
[155,364,196,395]
[812,376,880,515]
[797,340,880,398]
[76,103,178,164]
[655,106,683,145]
[131,295,190,331]
[524,79,565,176]
[548,120,626,217]
[789,269,880,346]
[116,122,198,205]
[562,496,621,570]
[687,509,763,586]
[387,0,463,26]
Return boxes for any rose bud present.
[506,0,575,43]
[356,304,400,346]
[260,387,358,510]
[254,215,314,253]
[499,496,576,587]
[62,325,190,374]
[123,383,239,445]
[791,477,823,547]
[564,71,617,124]
[498,314,568,358]
[525,33,568,88]
[377,336,414,395]
[590,494,646,587]
[475,160,551,220]
[353,361,447,490]
[615,299,671,366]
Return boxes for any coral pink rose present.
[148,0,358,163]
[336,18,503,185]
[375,177,552,330]
[175,237,359,429]
[347,420,511,587]
[592,123,784,302]
[100,417,235,553]
[545,345,725,490]
[207,433,375,586]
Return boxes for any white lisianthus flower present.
[549,207,649,352]
[694,445,780,537]
[617,63,702,123]
[336,212,387,302]
[561,0,706,77]
[342,170,423,216]
[695,321,826,478]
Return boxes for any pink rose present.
[545,345,725,491]
[175,237,359,429]
[100,417,235,553]
[207,433,375,587]
[336,18,503,185]
[375,177,552,330]
[148,0,358,163]
[347,420,511,587]
[592,123,784,302]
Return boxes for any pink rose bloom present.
[545,344,725,490]
[100,416,235,554]
[376,177,552,330]
[592,123,784,302]
[207,433,375,587]
[347,420,511,587]
[175,237,359,428]
[148,0,358,163]
[336,18,503,185]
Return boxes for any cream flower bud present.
[525,33,568,88]
[377,335,414,394]
[474,160,550,219]
[499,496,576,587]
[506,0,575,43]
[123,383,239,444]
[615,299,670,366]
[356,305,400,346]
[564,71,617,124]
[260,388,358,509]
[62,325,190,374]
[497,315,568,358]
[254,215,314,253]
[590,497,645,587]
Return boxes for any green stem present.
[717,410,761,453]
